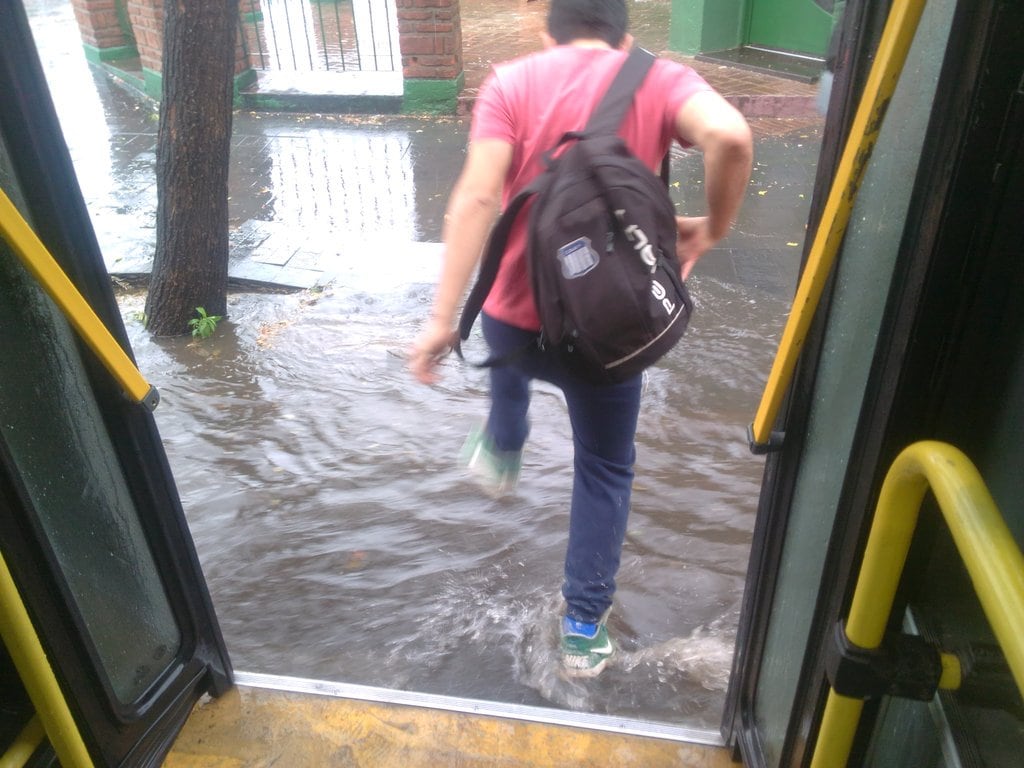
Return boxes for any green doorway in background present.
[747,0,835,56]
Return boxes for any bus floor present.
[164,683,736,767]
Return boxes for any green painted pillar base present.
[101,67,257,106]
[669,0,745,55]
[83,43,138,65]
[402,72,464,115]
[233,69,258,102]
[142,69,260,104]
[141,67,161,100]
[669,0,704,55]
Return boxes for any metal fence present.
[240,0,399,74]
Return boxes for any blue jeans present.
[481,313,642,624]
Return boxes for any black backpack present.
[458,47,693,384]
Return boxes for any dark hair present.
[547,0,629,47]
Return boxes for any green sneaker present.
[561,615,614,678]
[460,426,522,498]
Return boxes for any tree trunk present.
[145,0,237,336]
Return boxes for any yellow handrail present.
[811,441,1024,767]
[1,716,45,768]
[0,188,158,410]
[749,0,927,449]
[0,552,95,768]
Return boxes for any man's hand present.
[675,215,715,280]
[407,138,513,387]
[409,317,459,385]
[673,90,753,280]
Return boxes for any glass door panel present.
[0,198,181,704]
[750,0,956,762]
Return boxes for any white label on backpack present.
[616,210,658,274]
[558,237,600,279]
[652,280,676,315]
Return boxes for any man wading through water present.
[409,0,752,677]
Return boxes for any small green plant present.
[188,307,222,339]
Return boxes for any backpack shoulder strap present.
[457,175,542,342]
[584,46,657,136]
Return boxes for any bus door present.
[724,0,1024,765]
[0,3,232,766]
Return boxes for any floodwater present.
[25,0,820,732]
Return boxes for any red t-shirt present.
[470,46,713,330]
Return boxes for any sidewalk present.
[28,0,822,293]
[458,0,822,124]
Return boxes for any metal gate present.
[240,0,401,94]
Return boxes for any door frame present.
[0,2,232,764]
[722,0,1023,764]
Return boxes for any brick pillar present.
[71,0,137,63]
[397,0,462,79]
[234,31,253,77]
[234,4,258,94]
[397,0,464,114]
[238,0,264,71]
[124,0,163,74]
[117,0,163,99]
[121,0,252,78]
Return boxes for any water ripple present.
[116,265,790,726]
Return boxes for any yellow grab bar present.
[0,552,95,768]
[0,188,158,410]
[749,0,927,449]
[811,441,1024,767]
[1,716,45,768]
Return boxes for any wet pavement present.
[458,0,823,119]
[26,0,823,294]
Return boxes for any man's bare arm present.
[409,138,513,384]
[673,91,753,277]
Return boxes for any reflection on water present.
[263,130,417,241]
